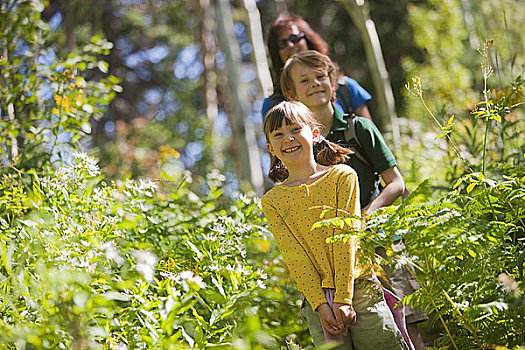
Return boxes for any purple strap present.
[382,287,415,350]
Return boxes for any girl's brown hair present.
[264,101,351,183]
[280,50,338,103]
[267,15,330,95]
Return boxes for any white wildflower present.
[202,233,218,242]
[114,343,128,350]
[160,271,178,281]
[257,280,267,289]
[137,178,157,197]
[168,287,181,298]
[239,193,254,205]
[183,170,193,184]
[208,263,220,272]
[73,151,101,177]
[177,270,206,289]
[210,223,226,235]
[240,249,247,258]
[92,187,108,207]
[206,169,226,187]
[256,268,268,280]
[131,250,159,283]
[102,242,125,266]
[55,167,72,186]
[123,179,137,197]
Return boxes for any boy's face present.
[289,63,332,109]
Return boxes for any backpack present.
[335,78,383,202]
[335,77,376,171]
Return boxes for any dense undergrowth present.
[1,2,525,349]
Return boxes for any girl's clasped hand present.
[318,302,356,335]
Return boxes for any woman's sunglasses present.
[277,33,306,49]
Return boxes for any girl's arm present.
[332,302,356,327]
[261,198,327,311]
[333,169,361,306]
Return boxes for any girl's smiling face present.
[266,119,319,168]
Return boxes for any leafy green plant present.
[0,0,120,171]
[0,152,282,349]
[318,41,524,349]
[377,43,524,349]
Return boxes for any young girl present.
[261,101,408,349]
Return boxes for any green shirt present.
[327,106,397,208]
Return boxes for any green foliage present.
[0,152,289,349]
[366,170,525,349]
[0,0,120,170]
[2,1,524,349]
[1,3,307,348]
[368,46,524,348]
[402,0,476,121]
[401,0,524,125]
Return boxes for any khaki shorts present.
[376,240,427,324]
[299,278,409,350]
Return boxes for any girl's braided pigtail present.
[269,156,289,183]
[315,136,352,166]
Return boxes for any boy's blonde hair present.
[280,50,338,103]
[264,101,351,183]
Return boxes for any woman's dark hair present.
[267,15,330,95]
[264,101,351,183]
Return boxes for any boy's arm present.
[363,165,405,215]
[355,118,406,214]
[261,198,327,311]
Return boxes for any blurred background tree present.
[9,0,521,191]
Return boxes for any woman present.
[262,15,373,121]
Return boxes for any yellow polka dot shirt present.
[261,164,365,311]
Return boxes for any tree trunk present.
[338,0,400,149]
[460,0,479,49]
[63,1,76,52]
[242,0,273,97]
[3,42,18,161]
[215,0,264,194]
[197,0,223,168]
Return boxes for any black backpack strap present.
[336,77,371,167]
[343,113,374,170]
[342,113,383,203]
